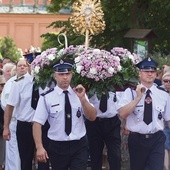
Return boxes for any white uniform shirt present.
[7,72,35,122]
[1,75,17,111]
[118,84,170,134]
[89,91,123,118]
[33,85,90,141]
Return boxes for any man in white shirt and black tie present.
[32,58,96,170]
[118,57,170,170]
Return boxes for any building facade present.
[0,0,71,51]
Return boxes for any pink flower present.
[74,48,122,81]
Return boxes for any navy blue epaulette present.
[157,86,169,93]
[41,88,54,96]
[14,76,24,82]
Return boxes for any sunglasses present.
[163,79,170,83]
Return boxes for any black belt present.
[17,120,33,125]
[130,131,162,139]
[96,116,117,121]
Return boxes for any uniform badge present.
[67,113,71,119]
[158,112,162,120]
[76,108,81,118]
[148,57,151,61]
[145,97,152,104]
[60,59,64,64]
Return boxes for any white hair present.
[2,62,16,72]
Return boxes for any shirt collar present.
[55,85,74,95]
[25,72,34,82]
[140,84,156,94]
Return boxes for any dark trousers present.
[128,131,165,170]
[85,115,121,170]
[48,136,88,170]
[17,120,35,170]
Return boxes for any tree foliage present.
[0,36,22,62]
[42,0,170,55]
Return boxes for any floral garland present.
[30,44,141,98]
[111,47,141,84]
[111,47,140,64]
[31,45,83,89]
[72,48,124,98]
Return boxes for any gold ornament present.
[70,0,106,49]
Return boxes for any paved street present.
[87,159,130,170]
[121,160,130,170]
[32,156,130,170]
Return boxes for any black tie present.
[63,90,72,136]
[31,82,39,110]
[99,94,107,113]
[143,89,152,125]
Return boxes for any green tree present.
[0,36,22,62]
[42,0,170,54]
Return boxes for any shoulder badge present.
[157,86,169,93]
[14,76,24,82]
[41,88,54,96]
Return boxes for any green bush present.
[150,52,170,68]
[0,36,22,62]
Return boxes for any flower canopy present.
[71,48,125,98]
[31,44,141,98]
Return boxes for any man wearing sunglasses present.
[118,57,170,170]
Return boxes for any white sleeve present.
[117,88,134,110]
[1,81,12,110]
[7,81,20,107]
[32,95,49,125]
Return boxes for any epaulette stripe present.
[41,88,54,96]
[14,76,24,82]
[157,86,169,93]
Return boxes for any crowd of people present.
[0,54,170,170]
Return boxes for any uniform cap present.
[136,57,158,71]
[23,52,41,64]
[53,59,73,73]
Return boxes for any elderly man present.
[1,58,29,170]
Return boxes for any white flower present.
[115,56,120,61]
[90,67,97,74]
[93,49,101,55]
[76,65,83,74]
[34,66,40,74]
[108,67,114,74]
[31,70,34,76]
[87,54,93,60]
[34,75,39,81]
[47,54,55,61]
[128,54,135,62]
[117,65,122,71]
[75,56,81,63]
[103,55,107,59]
[56,49,64,58]
[41,51,46,57]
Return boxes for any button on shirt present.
[7,72,35,122]
[89,92,123,118]
[33,86,90,141]
[118,85,170,134]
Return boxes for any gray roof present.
[124,29,158,39]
